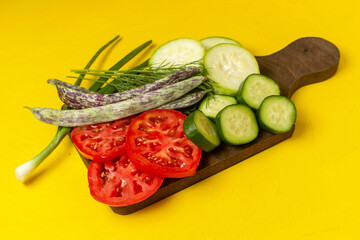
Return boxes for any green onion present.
[15,36,151,182]
[88,40,152,92]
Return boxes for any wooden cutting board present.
[79,37,340,215]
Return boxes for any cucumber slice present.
[237,74,280,110]
[257,95,296,134]
[204,43,259,96]
[216,104,258,145]
[198,94,237,121]
[183,110,221,152]
[200,36,241,51]
[149,38,205,68]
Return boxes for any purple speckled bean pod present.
[27,76,207,127]
[159,90,210,109]
[50,66,200,109]
[48,79,96,94]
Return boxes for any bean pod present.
[50,66,200,109]
[27,76,207,127]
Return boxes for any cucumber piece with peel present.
[183,110,221,152]
[198,94,237,121]
[216,104,259,145]
[236,74,280,110]
[257,95,296,134]
[149,38,205,68]
[200,36,241,51]
[204,43,259,96]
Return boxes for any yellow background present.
[1,0,360,239]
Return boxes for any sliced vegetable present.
[71,116,135,161]
[257,95,296,134]
[149,38,205,68]
[27,76,207,127]
[126,109,202,178]
[204,43,259,96]
[236,74,280,110]
[88,153,164,206]
[216,104,259,145]
[50,67,200,109]
[198,94,237,121]
[200,36,241,51]
[183,110,221,152]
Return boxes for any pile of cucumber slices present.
[150,36,297,152]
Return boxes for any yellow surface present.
[1,0,360,239]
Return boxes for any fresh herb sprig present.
[70,60,204,93]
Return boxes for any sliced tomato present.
[71,116,136,161]
[88,153,164,206]
[126,109,202,178]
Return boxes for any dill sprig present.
[69,60,205,93]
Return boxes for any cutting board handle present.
[255,37,340,98]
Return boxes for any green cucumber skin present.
[236,74,280,110]
[257,96,297,134]
[183,111,220,152]
[200,36,242,51]
[236,80,247,105]
[149,38,205,67]
[198,94,237,121]
[215,104,259,145]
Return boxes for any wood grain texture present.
[79,37,340,215]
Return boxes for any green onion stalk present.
[15,36,152,182]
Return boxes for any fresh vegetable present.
[71,116,136,161]
[159,89,211,110]
[48,79,96,94]
[198,94,237,121]
[236,73,280,110]
[50,66,201,109]
[125,109,202,178]
[15,35,126,182]
[88,153,164,206]
[216,104,259,145]
[96,59,150,94]
[149,38,205,68]
[204,43,259,96]
[27,76,207,127]
[200,36,241,51]
[88,40,153,92]
[183,110,221,152]
[257,95,296,134]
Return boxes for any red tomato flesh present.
[71,116,136,161]
[88,153,164,206]
[126,109,202,178]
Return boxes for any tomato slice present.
[88,153,164,206]
[126,109,202,178]
[71,116,136,161]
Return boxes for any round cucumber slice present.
[198,94,237,121]
[237,74,280,110]
[200,36,241,51]
[216,104,258,145]
[183,110,221,152]
[204,43,259,96]
[257,95,297,134]
[149,38,205,68]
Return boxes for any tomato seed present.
[100,170,110,187]
[150,115,168,124]
[144,176,154,185]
